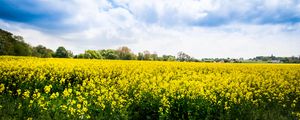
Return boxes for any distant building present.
[269,60,281,63]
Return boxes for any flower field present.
[0,56,299,119]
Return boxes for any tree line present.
[0,29,73,58]
[0,29,195,61]
[73,47,199,61]
[249,55,300,63]
[1,28,299,63]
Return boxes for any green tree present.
[137,52,144,60]
[14,36,32,56]
[83,50,102,59]
[150,52,158,61]
[143,50,151,60]
[0,29,15,55]
[54,46,72,58]
[99,49,119,59]
[32,45,54,58]
[117,46,135,60]
[74,53,85,59]
[0,29,32,56]
[14,41,32,56]
[67,50,73,58]
[162,55,176,61]
[177,51,191,62]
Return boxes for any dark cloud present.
[0,0,74,31]
[193,1,300,27]
[1,0,300,29]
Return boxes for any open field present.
[0,56,299,119]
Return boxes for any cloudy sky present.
[0,0,300,58]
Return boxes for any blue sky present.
[0,0,300,58]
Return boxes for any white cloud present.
[1,0,300,58]
[113,0,216,26]
[127,23,300,58]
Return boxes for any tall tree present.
[0,29,32,56]
[162,55,176,61]
[32,45,54,58]
[54,46,70,58]
[143,50,151,60]
[83,50,102,59]
[137,52,144,60]
[117,46,134,60]
[0,29,14,55]
[150,52,158,61]
[177,51,191,62]
[99,49,119,59]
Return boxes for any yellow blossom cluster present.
[0,56,299,119]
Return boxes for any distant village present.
[202,54,300,63]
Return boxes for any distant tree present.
[150,52,158,61]
[67,50,73,58]
[0,29,14,55]
[99,49,119,59]
[177,51,191,62]
[83,50,102,59]
[0,29,32,56]
[137,52,144,60]
[131,54,137,60]
[116,46,135,60]
[54,46,71,58]
[75,53,85,59]
[143,50,151,60]
[162,55,176,61]
[14,40,32,56]
[32,45,54,58]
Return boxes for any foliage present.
[137,52,144,60]
[143,50,151,60]
[84,50,103,59]
[116,46,136,60]
[99,49,119,59]
[0,29,57,58]
[252,55,300,63]
[162,55,176,61]
[0,29,32,56]
[0,56,299,119]
[177,51,192,62]
[32,45,54,58]
[54,46,73,58]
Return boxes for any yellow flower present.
[50,93,57,99]
[71,100,76,105]
[86,115,91,119]
[63,89,70,97]
[23,90,30,98]
[83,107,88,112]
[77,104,81,109]
[17,89,21,95]
[18,103,22,109]
[33,92,41,99]
[0,84,5,93]
[60,78,66,84]
[69,107,75,115]
[68,88,72,93]
[30,100,34,104]
[61,105,68,111]
[1,56,300,119]
[83,100,88,106]
[44,85,52,94]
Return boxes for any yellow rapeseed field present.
[0,56,299,119]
